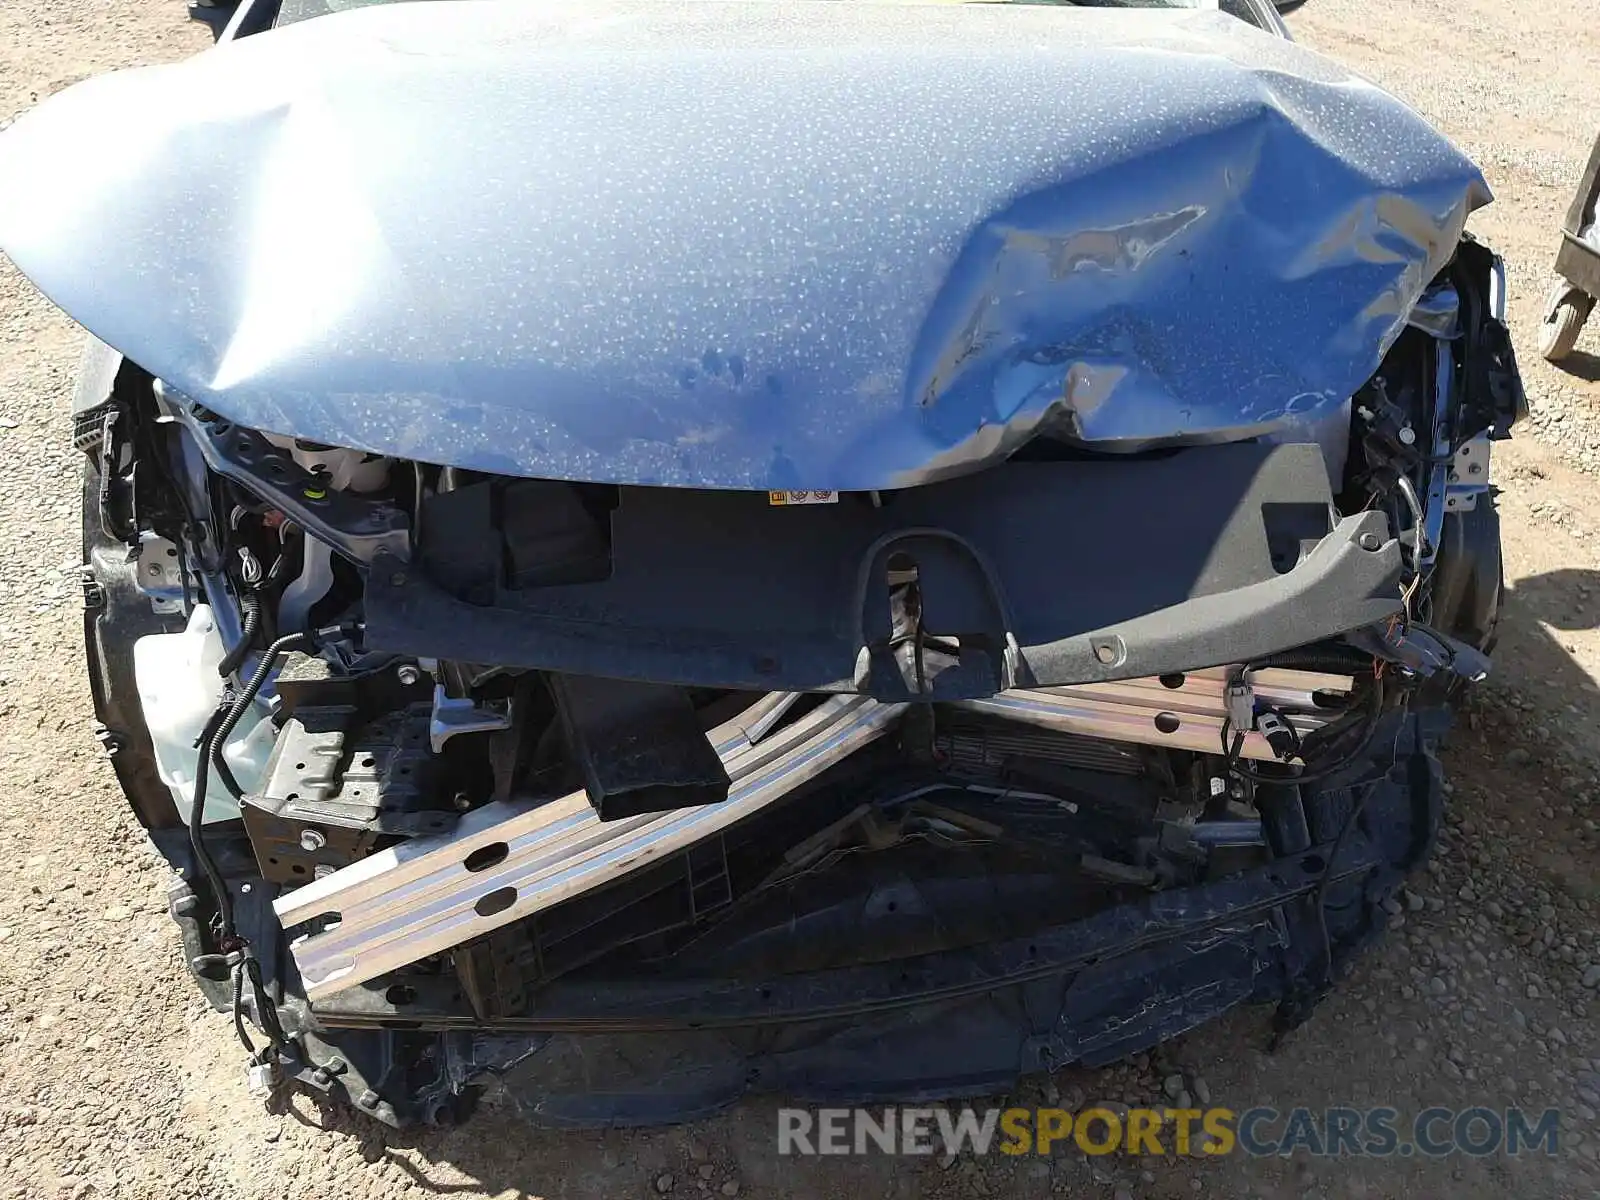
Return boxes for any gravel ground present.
[3,2,1600,1198]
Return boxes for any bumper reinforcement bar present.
[278,667,1352,1000]
[277,694,902,999]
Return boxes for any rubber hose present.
[217,590,262,679]
[190,631,310,936]
[1246,647,1374,675]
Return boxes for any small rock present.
[1429,976,1448,996]
[264,1127,281,1144]
[719,1182,740,1197]
[697,1166,715,1182]
[1114,1190,1135,1200]
[1405,890,1425,913]
[1163,1074,1185,1101]
[656,1174,676,1194]
[1506,747,1533,768]
[1191,1075,1211,1105]
[1582,964,1600,989]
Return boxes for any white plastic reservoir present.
[133,605,275,824]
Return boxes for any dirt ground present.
[2,1,1600,1197]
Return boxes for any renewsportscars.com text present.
[776,1106,1560,1159]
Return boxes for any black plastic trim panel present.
[365,442,1404,701]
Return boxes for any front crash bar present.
[957,666,1353,762]
[277,668,1354,1000]
[277,694,903,1000]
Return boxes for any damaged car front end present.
[0,0,1524,1125]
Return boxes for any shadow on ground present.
[1493,567,1600,756]
[1550,349,1600,384]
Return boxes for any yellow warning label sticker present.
[767,491,839,506]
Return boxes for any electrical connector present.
[1224,673,1253,734]
[1256,709,1301,762]
[246,1059,279,1097]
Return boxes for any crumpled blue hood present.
[0,0,1488,490]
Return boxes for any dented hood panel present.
[0,0,1488,489]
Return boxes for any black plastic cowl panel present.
[364,442,1404,701]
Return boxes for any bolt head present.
[396,664,421,686]
[299,828,327,852]
[1359,532,1382,551]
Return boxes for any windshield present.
[273,0,1271,31]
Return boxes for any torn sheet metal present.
[0,0,1488,490]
